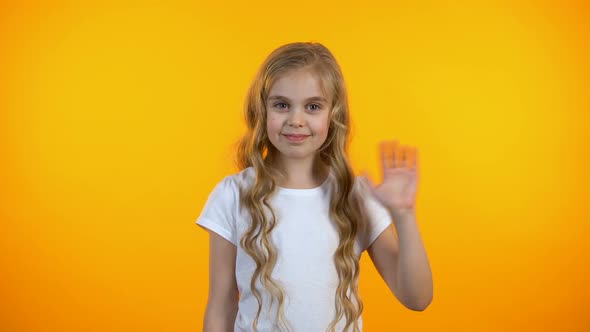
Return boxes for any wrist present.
[388,207,415,223]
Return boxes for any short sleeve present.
[356,177,393,252]
[195,176,238,246]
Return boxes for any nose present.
[287,107,305,127]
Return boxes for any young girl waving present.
[196,41,433,332]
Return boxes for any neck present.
[272,154,330,189]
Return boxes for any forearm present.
[391,211,433,310]
[203,301,238,332]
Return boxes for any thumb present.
[359,170,376,193]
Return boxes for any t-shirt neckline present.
[276,169,332,196]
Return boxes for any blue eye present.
[309,104,322,111]
[272,102,323,111]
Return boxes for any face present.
[266,68,331,162]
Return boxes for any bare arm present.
[390,211,432,310]
[203,231,239,331]
[368,211,433,311]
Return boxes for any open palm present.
[362,140,419,217]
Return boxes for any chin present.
[278,149,314,158]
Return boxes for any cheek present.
[315,117,330,137]
[267,116,281,134]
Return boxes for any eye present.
[274,102,288,109]
[272,102,322,111]
[309,104,322,111]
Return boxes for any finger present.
[379,142,388,175]
[390,140,398,168]
[360,170,376,191]
[406,146,413,169]
[401,145,408,168]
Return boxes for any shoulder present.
[350,174,391,219]
[222,166,255,197]
[351,174,370,197]
[233,166,255,188]
[212,167,254,188]
[209,167,255,203]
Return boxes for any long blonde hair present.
[233,41,370,332]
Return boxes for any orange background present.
[1,0,588,331]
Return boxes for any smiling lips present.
[283,134,309,142]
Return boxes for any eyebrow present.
[268,95,327,103]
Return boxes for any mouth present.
[283,134,309,142]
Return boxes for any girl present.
[196,42,433,332]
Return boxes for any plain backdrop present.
[1,1,588,331]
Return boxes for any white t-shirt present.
[196,166,392,332]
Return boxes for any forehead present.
[268,69,327,102]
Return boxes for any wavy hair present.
[233,41,370,332]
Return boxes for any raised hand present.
[361,140,419,220]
